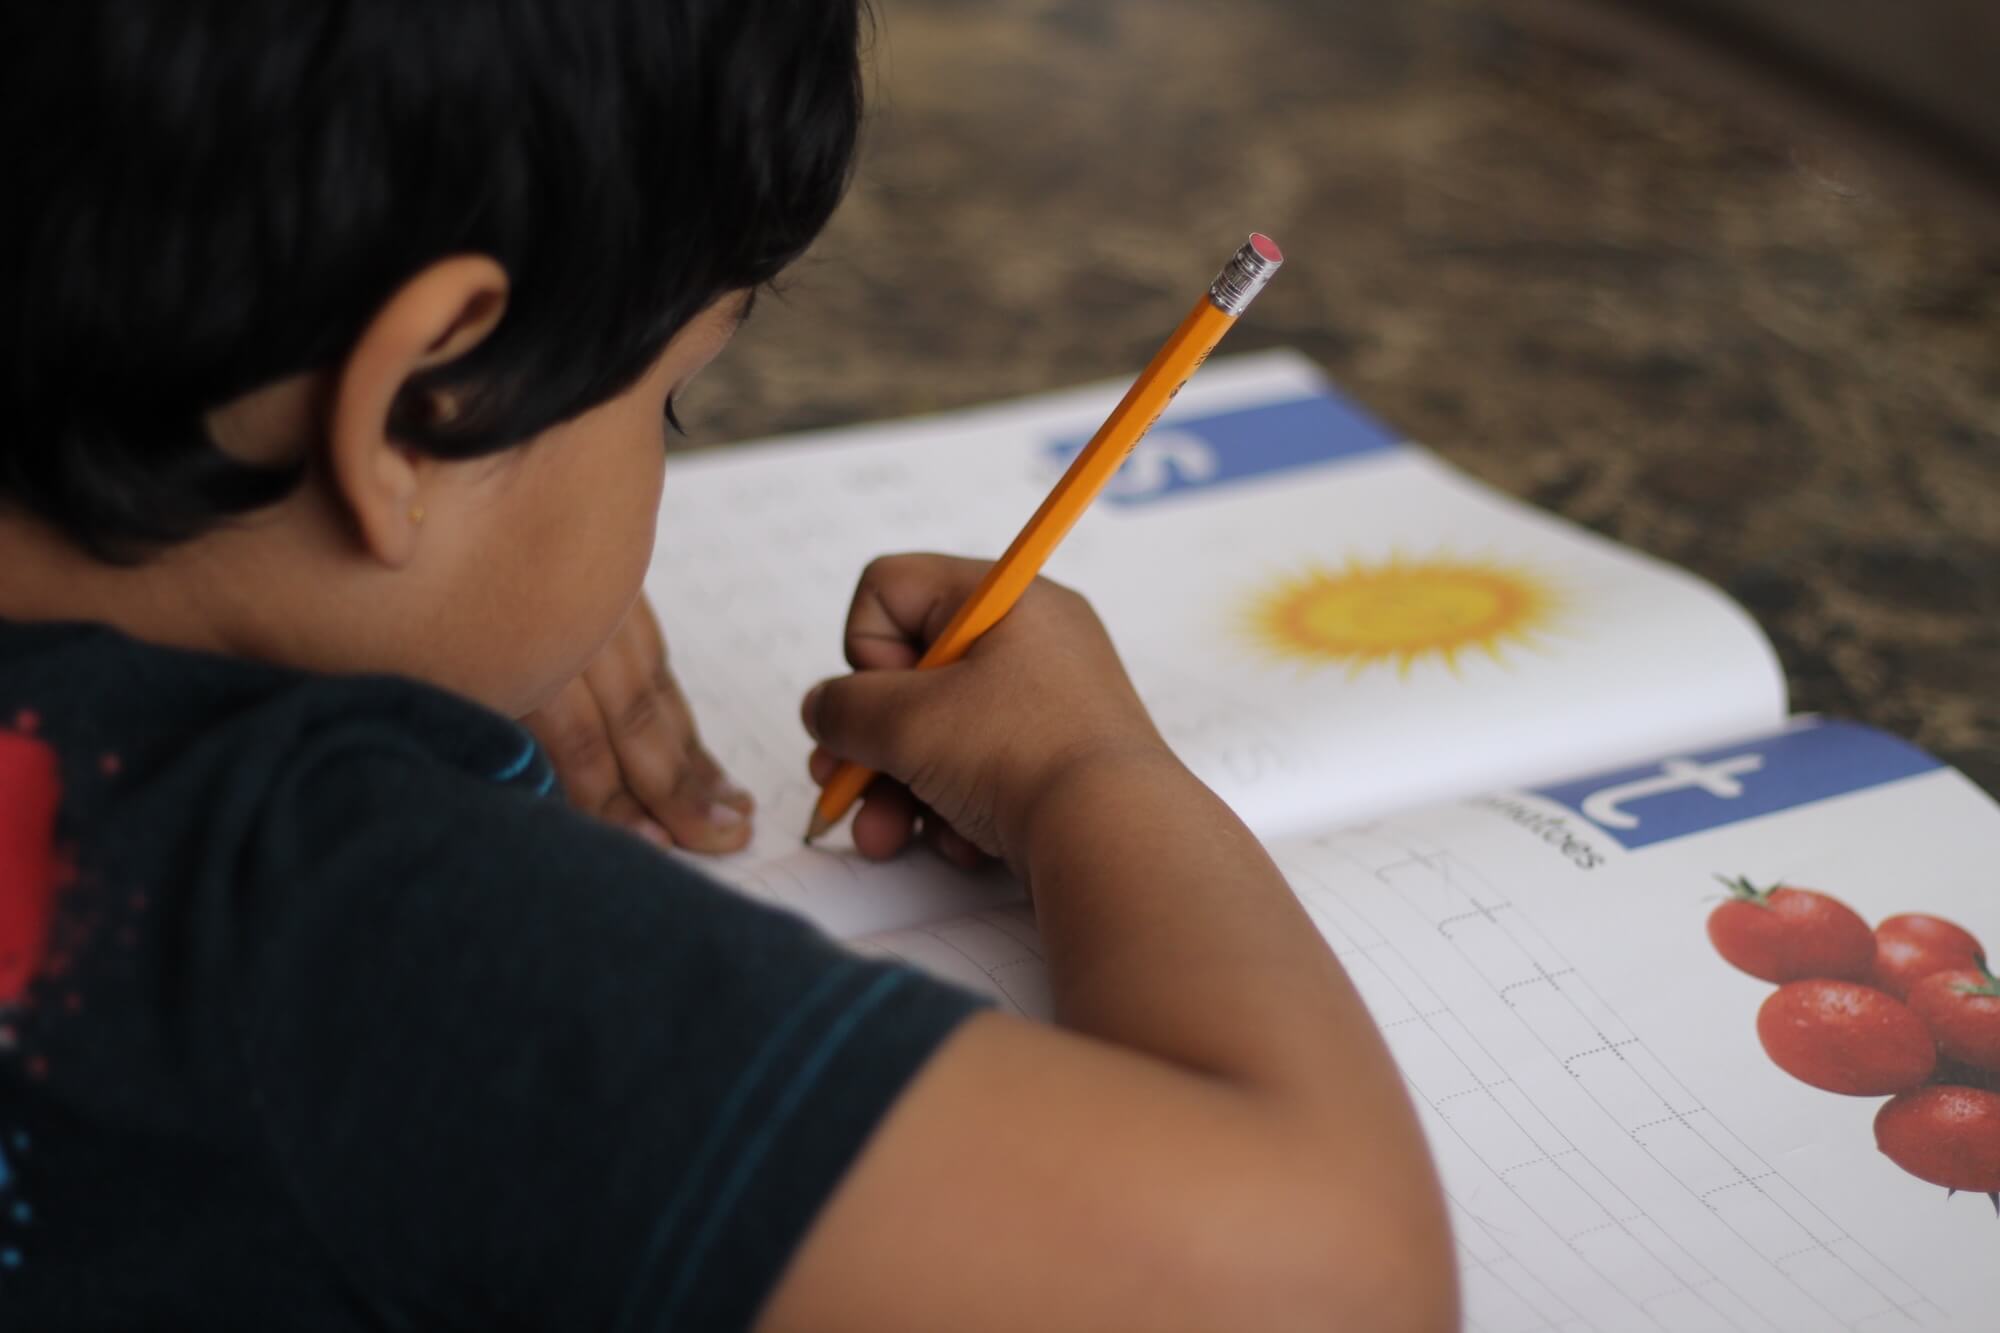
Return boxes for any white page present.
[858,720,2000,1331]
[649,351,1786,934]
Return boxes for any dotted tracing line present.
[1337,892,1739,1331]
[1357,828,1921,1332]
[1435,1079,1518,1107]
[1700,1172,1781,1201]
[1498,968,1578,997]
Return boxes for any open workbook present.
[646,352,2000,1332]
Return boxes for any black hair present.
[0,0,865,560]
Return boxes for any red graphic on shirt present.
[0,728,65,1006]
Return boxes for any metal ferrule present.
[1208,238,1283,316]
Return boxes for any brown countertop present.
[681,0,2000,795]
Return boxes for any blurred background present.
[683,0,1999,793]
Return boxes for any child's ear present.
[325,255,509,567]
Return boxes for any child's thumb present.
[801,670,939,778]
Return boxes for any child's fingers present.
[585,624,752,854]
[523,674,628,818]
[841,554,993,671]
[807,746,978,865]
[923,817,986,870]
[526,600,755,855]
[600,791,673,851]
[851,779,920,861]
[801,670,945,778]
[652,746,755,855]
[807,744,838,785]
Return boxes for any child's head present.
[0,1,864,712]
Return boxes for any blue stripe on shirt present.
[653,967,914,1327]
[611,960,861,1333]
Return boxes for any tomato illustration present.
[1707,876,1875,984]
[1756,980,1936,1096]
[1871,914,1986,1002]
[1874,1085,2000,1196]
[1908,967,2000,1076]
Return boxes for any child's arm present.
[757,555,1457,1333]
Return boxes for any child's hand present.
[802,554,1170,871]
[775,569,1456,1333]
[523,596,754,853]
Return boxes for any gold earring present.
[409,505,426,524]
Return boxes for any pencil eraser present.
[1250,233,1284,264]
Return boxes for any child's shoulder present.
[0,615,984,1330]
[0,613,772,953]
[1,613,550,818]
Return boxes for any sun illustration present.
[1244,553,1565,678]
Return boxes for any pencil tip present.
[803,812,835,844]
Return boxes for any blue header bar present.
[1046,389,1402,505]
[1530,720,1943,850]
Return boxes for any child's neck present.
[0,514,251,659]
[0,377,337,657]
[0,494,526,716]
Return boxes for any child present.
[0,2,1456,1329]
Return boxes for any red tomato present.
[1756,980,1936,1096]
[1875,1085,2000,1193]
[1908,967,2000,1076]
[1871,914,1986,1002]
[1707,877,1875,984]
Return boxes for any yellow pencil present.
[805,233,1286,842]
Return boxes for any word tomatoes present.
[1871,914,1986,1002]
[1708,877,1875,984]
[1908,967,2000,1077]
[1756,980,1935,1096]
[1874,1085,2000,1195]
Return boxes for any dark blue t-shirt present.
[0,618,981,1330]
